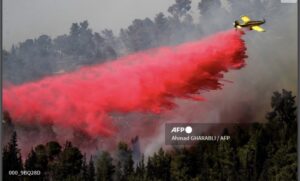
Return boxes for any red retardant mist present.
[3,30,247,137]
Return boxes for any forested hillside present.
[3,0,283,84]
[3,89,297,181]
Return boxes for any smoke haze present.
[2,0,297,157]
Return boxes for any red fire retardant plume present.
[3,30,247,137]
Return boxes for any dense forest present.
[3,0,197,84]
[2,0,297,180]
[2,89,297,181]
[3,0,282,84]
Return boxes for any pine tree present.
[135,155,146,180]
[88,156,95,181]
[25,148,38,170]
[260,89,297,180]
[170,150,190,181]
[116,142,134,181]
[2,131,23,181]
[54,141,83,180]
[46,142,62,180]
[34,144,49,177]
[46,141,61,161]
[96,151,115,181]
[146,148,171,181]
[24,148,46,180]
[81,154,89,180]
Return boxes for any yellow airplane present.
[234,15,266,32]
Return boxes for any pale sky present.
[3,0,176,49]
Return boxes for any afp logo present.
[171,126,192,134]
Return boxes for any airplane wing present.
[240,15,251,23]
[252,25,265,32]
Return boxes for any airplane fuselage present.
[234,16,266,32]
[238,20,265,28]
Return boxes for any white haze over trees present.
[2,0,297,160]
